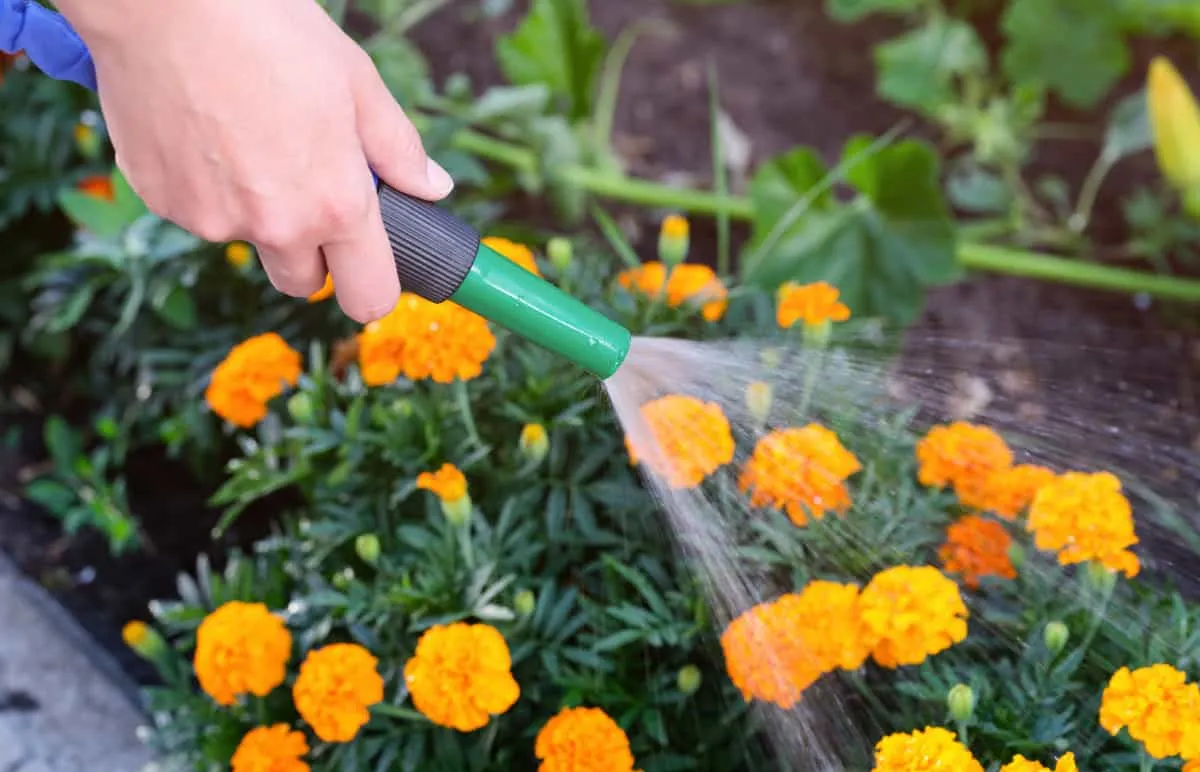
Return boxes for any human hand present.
[56,0,453,322]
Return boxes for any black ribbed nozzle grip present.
[377,182,479,302]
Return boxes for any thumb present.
[353,64,454,202]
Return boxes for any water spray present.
[4,1,633,380]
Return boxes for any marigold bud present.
[355,533,381,565]
[122,620,165,661]
[73,121,100,159]
[442,494,472,527]
[287,392,313,423]
[332,567,355,590]
[1086,561,1118,595]
[677,664,702,695]
[658,214,690,267]
[514,589,537,618]
[947,683,975,723]
[745,381,773,424]
[547,237,573,272]
[802,319,832,349]
[759,347,782,370]
[1147,56,1200,216]
[1043,621,1069,655]
[519,423,549,464]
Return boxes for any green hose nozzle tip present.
[451,245,632,379]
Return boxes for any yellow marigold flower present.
[194,601,292,707]
[1147,56,1200,217]
[204,333,303,429]
[1000,753,1077,772]
[1027,471,1140,578]
[720,596,823,709]
[534,705,638,772]
[915,421,1013,508]
[938,514,1017,590]
[357,293,495,385]
[979,464,1057,520]
[403,622,521,732]
[483,236,541,277]
[776,281,851,329]
[738,424,861,526]
[658,214,690,265]
[231,724,310,772]
[225,241,253,269]
[616,262,728,322]
[784,580,871,671]
[1100,664,1200,759]
[624,395,734,489]
[293,642,384,743]
[519,422,549,464]
[872,726,983,772]
[308,273,335,302]
[859,565,969,669]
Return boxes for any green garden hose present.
[377,183,632,379]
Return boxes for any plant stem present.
[453,379,484,451]
[411,110,1200,301]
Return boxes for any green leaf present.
[110,167,149,223]
[44,283,95,333]
[150,285,198,330]
[1000,0,1129,109]
[874,18,987,113]
[495,0,606,121]
[741,137,960,325]
[364,35,431,106]
[57,190,125,238]
[825,0,924,22]
[1102,88,1152,161]
[42,415,81,472]
[23,478,76,515]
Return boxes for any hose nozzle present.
[377,184,632,380]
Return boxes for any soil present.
[2,0,1200,693]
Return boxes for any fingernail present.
[425,158,455,197]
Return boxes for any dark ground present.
[2,0,1200,688]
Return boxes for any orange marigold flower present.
[979,464,1057,520]
[1000,752,1077,772]
[872,727,983,772]
[738,424,861,526]
[417,463,467,502]
[616,262,728,321]
[534,705,638,772]
[915,422,1014,509]
[357,293,495,385]
[194,601,292,707]
[624,395,734,489]
[1100,664,1200,759]
[76,174,114,201]
[1027,471,1140,578]
[231,724,310,772]
[308,274,335,302]
[776,281,851,329]
[403,622,521,732]
[938,514,1017,590]
[1185,761,1199,772]
[784,580,871,671]
[122,621,149,649]
[293,643,384,743]
[483,236,541,277]
[204,333,303,429]
[859,565,969,669]
[720,596,824,709]
[225,241,254,269]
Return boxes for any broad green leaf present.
[1000,0,1129,109]
[110,167,149,223]
[825,0,924,22]
[1103,88,1152,161]
[151,285,199,330]
[23,478,76,514]
[1118,0,1200,36]
[42,415,81,472]
[57,189,125,238]
[364,35,431,106]
[495,0,606,121]
[741,137,960,325]
[874,18,986,112]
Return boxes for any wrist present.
[54,0,163,46]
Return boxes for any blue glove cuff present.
[1,0,97,90]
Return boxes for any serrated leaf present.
[1001,0,1130,109]
[495,0,606,121]
[874,18,986,112]
[741,136,960,324]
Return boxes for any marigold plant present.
[999,752,1077,772]
[483,236,541,277]
[403,622,521,732]
[357,292,496,385]
[858,565,969,668]
[872,727,983,772]
[776,281,851,329]
[616,261,728,321]
[292,643,384,743]
[625,394,734,489]
[782,579,871,671]
[738,424,861,526]
[720,596,824,709]
[193,601,293,706]
[1027,471,1140,577]
[1099,664,1200,759]
[978,464,1056,520]
[534,706,639,772]
[204,333,303,428]
[915,421,1013,509]
[230,725,310,772]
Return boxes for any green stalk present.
[409,111,1200,302]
